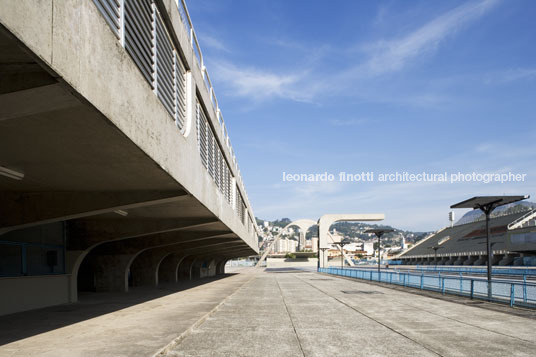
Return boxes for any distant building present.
[288,239,297,253]
[363,242,375,256]
[311,237,319,252]
[279,238,289,253]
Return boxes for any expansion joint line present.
[295,275,444,357]
[275,277,306,357]
[399,302,536,345]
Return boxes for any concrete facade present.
[0,0,258,315]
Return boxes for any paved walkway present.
[1,269,536,356]
[0,270,254,357]
[164,270,536,357]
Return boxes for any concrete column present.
[474,255,486,265]
[513,255,524,266]
[65,249,90,303]
[92,254,136,292]
[190,259,204,279]
[178,256,197,281]
[463,256,478,265]
[158,253,186,283]
[492,254,502,265]
[453,256,466,265]
[205,259,216,277]
[215,259,228,275]
[130,249,172,287]
[498,254,514,266]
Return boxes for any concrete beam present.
[92,231,237,255]
[0,190,189,233]
[67,218,220,250]
[0,83,79,121]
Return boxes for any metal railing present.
[319,267,536,308]
[402,265,536,276]
[171,0,249,203]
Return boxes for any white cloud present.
[329,118,372,126]
[209,61,313,102]
[198,34,230,53]
[204,0,500,107]
[485,68,536,84]
[362,0,500,76]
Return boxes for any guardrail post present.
[403,273,407,287]
[470,280,474,299]
[510,283,515,307]
[441,277,445,294]
[420,273,424,290]
[523,275,527,304]
[389,272,392,284]
[460,274,463,294]
[370,271,373,281]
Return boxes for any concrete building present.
[276,238,288,253]
[288,239,297,253]
[0,0,258,316]
[311,237,319,252]
[363,242,375,256]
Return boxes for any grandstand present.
[399,210,536,266]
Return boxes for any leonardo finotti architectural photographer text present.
[282,171,527,184]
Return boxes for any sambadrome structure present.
[0,0,259,316]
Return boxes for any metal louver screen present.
[225,166,232,205]
[236,188,246,224]
[124,0,154,86]
[93,0,121,37]
[174,53,186,130]
[155,11,175,117]
[207,126,215,179]
[214,148,221,191]
[197,103,207,168]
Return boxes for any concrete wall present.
[0,275,70,316]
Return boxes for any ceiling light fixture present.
[114,210,128,217]
[0,166,24,180]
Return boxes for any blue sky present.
[187,0,536,231]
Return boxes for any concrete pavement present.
[2,268,536,356]
[165,269,536,357]
[0,271,254,357]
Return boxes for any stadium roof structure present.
[364,228,395,236]
[399,211,530,259]
[451,195,529,211]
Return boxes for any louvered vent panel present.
[124,0,154,86]
[93,0,121,37]
[197,103,208,168]
[155,11,175,117]
[174,53,187,130]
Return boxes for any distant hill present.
[455,201,536,225]
[255,217,432,246]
